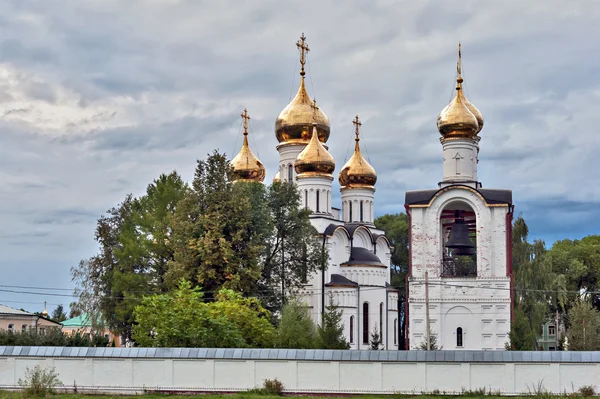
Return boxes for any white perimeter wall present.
[1,356,600,395]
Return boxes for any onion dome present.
[295,124,335,178]
[339,115,377,188]
[275,33,330,144]
[231,109,266,183]
[273,171,281,183]
[437,43,484,139]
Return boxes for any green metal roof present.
[61,313,104,327]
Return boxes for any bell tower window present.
[360,201,364,222]
[349,202,353,222]
[441,206,477,277]
[316,191,320,212]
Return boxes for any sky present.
[1,0,600,314]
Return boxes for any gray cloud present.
[1,0,600,311]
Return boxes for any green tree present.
[506,304,538,350]
[369,325,383,350]
[166,152,267,297]
[417,329,439,350]
[276,299,317,349]
[317,295,349,349]
[260,182,324,312]
[132,280,245,348]
[51,304,67,322]
[566,299,600,351]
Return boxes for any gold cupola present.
[275,33,330,144]
[437,43,484,139]
[231,109,266,183]
[295,123,335,178]
[339,115,377,188]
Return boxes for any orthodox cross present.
[453,152,464,175]
[457,42,462,77]
[241,108,250,136]
[352,115,362,141]
[296,33,310,77]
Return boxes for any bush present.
[578,385,596,397]
[18,365,63,397]
[263,378,284,395]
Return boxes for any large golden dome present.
[231,109,266,183]
[295,124,335,177]
[339,116,377,188]
[274,34,330,144]
[437,44,483,139]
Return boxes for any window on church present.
[350,316,354,344]
[362,302,369,344]
[457,327,463,347]
[316,191,320,212]
[288,164,293,183]
[349,202,353,222]
[548,325,556,336]
[360,201,364,222]
[394,318,397,345]
[379,302,384,343]
[441,205,477,278]
[305,190,308,208]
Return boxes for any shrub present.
[263,378,284,395]
[579,385,596,397]
[18,365,63,397]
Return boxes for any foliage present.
[51,305,67,323]
[0,328,109,347]
[506,304,538,350]
[369,325,383,350]
[578,385,596,397]
[276,299,317,349]
[566,299,600,350]
[417,328,439,350]
[132,280,275,348]
[18,365,62,397]
[317,295,349,349]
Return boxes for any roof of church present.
[0,304,32,316]
[325,274,358,287]
[405,185,512,206]
[341,247,386,267]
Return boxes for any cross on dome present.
[296,33,310,77]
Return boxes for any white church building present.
[230,36,513,351]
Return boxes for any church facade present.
[230,36,513,351]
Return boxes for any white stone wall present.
[340,187,375,224]
[1,354,599,395]
[440,138,479,185]
[407,186,511,350]
[276,142,306,183]
[296,176,334,215]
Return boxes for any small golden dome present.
[231,109,266,183]
[275,34,330,144]
[295,124,335,177]
[339,115,377,188]
[437,43,483,138]
[273,171,281,183]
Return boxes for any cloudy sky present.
[1,0,599,313]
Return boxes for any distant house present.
[538,320,564,351]
[61,314,124,346]
[0,304,62,334]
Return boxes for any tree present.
[260,182,324,313]
[276,299,317,349]
[51,305,67,322]
[317,295,349,349]
[417,328,439,350]
[132,280,246,348]
[566,299,600,351]
[369,325,383,350]
[506,304,538,350]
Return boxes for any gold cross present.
[296,33,310,77]
[352,115,362,140]
[241,108,250,135]
[457,42,462,78]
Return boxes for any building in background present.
[61,314,124,347]
[0,304,62,334]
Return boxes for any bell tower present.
[404,44,514,351]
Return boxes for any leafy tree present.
[566,299,600,350]
[132,280,245,348]
[369,325,383,350]
[260,182,324,312]
[276,299,317,349]
[51,305,67,322]
[317,295,349,349]
[506,304,538,350]
[166,152,267,297]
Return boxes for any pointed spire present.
[352,114,362,150]
[296,33,310,77]
[295,123,335,177]
[339,115,376,188]
[231,108,266,183]
[42,301,48,317]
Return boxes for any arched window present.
[394,318,397,345]
[316,191,320,212]
[457,327,463,347]
[21,324,27,332]
[304,190,308,208]
[349,202,353,222]
[350,316,354,344]
[7,324,14,333]
[360,201,364,222]
[288,164,293,182]
[379,302,384,343]
[362,302,369,344]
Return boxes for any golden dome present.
[437,43,483,138]
[273,171,281,183]
[274,34,330,144]
[231,109,266,183]
[295,124,335,177]
[339,115,377,188]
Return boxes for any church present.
[229,36,513,351]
